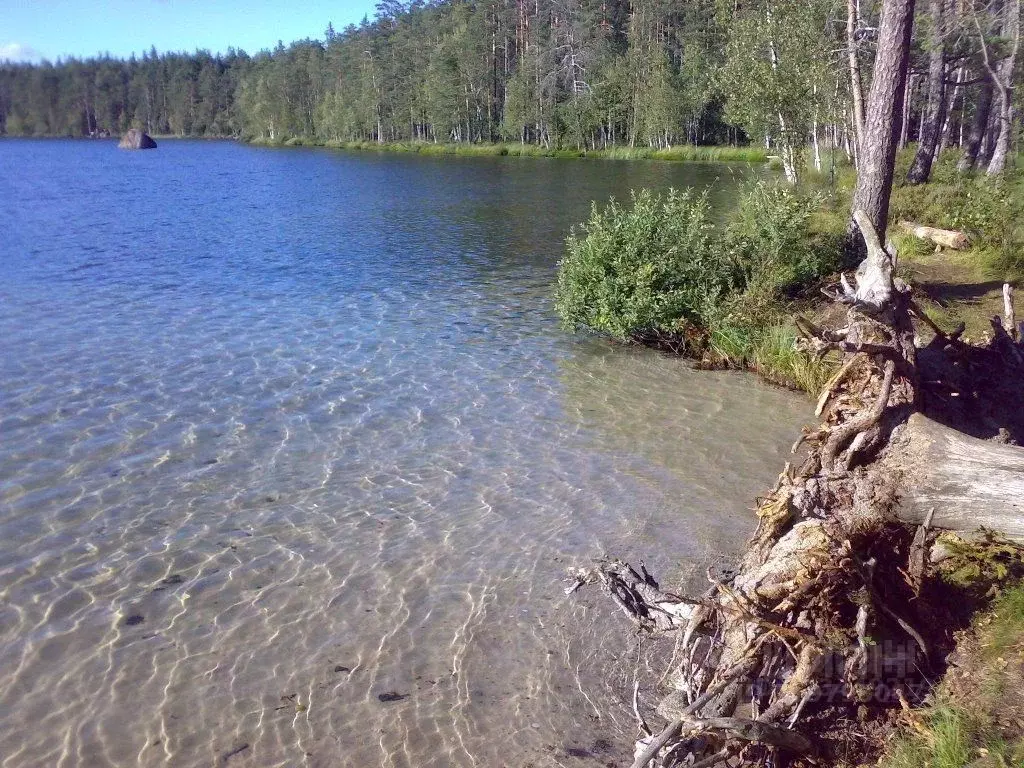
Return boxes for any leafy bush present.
[555,181,844,391]
[555,188,731,343]
[724,181,839,301]
[556,181,838,340]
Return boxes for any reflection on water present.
[0,140,805,767]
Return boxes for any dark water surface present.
[0,140,807,767]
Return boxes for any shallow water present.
[0,140,807,767]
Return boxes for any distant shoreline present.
[0,133,770,164]
[247,137,770,163]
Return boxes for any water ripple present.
[0,140,803,767]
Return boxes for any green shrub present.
[554,181,842,392]
[724,181,838,301]
[555,188,731,343]
[555,181,833,347]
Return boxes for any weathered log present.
[884,413,1024,542]
[898,221,970,250]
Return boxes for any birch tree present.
[718,0,832,183]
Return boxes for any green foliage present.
[501,65,537,143]
[554,181,840,392]
[936,532,1024,591]
[0,0,749,150]
[555,188,728,342]
[890,168,1024,279]
[890,231,934,261]
[717,0,832,181]
[1,51,250,138]
[724,181,840,302]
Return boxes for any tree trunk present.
[938,65,966,153]
[847,0,867,159]
[986,0,1020,175]
[899,74,915,149]
[958,75,994,172]
[884,414,1024,542]
[850,0,917,243]
[907,0,947,184]
[812,116,822,172]
[987,103,1016,175]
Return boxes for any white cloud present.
[0,42,42,63]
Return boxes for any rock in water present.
[118,129,157,150]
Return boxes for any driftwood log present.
[897,220,969,250]
[572,210,1024,767]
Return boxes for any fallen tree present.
[570,209,1024,767]
[897,221,970,250]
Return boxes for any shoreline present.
[0,133,770,164]
[248,137,770,163]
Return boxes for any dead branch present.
[1004,283,1016,340]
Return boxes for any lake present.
[0,140,807,767]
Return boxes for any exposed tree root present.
[571,212,1024,766]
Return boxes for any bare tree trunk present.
[981,112,999,164]
[850,0,917,243]
[988,102,1017,174]
[984,0,1021,175]
[958,75,994,171]
[939,65,966,153]
[899,73,916,149]
[847,0,867,159]
[908,0,947,183]
[813,116,822,172]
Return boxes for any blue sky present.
[1,0,377,63]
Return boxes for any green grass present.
[889,148,1024,281]
[985,584,1024,658]
[706,319,838,394]
[749,323,837,394]
[249,137,768,163]
[881,582,1024,768]
[886,707,973,768]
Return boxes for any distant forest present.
[0,0,1019,171]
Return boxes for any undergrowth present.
[881,580,1024,768]
[890,156,1024,281]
